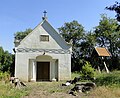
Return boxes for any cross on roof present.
[43,10,47,17]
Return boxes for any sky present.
[0,0,117,53]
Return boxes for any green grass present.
[0,71,120,98]
[0,82,31,98]
[72,71,120,87]
[31,82,74,93]
[95,71,120,87]
[71,71,120,98]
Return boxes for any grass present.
[0,71,120,98]
[72,71,120,98]
[87,71,120,98]
[30,82,74,93]
[89,86,120,98]
[0,82,31,98]
[72,71,120,87]
[95,71,120,87]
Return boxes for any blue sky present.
[0,0,116,53]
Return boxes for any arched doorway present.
[29,55,58,82]
[36,55,52,81]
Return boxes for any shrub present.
[71,71,81,79]
[81,61,96,80]
[95,71,120,87]
[0,71,10,82]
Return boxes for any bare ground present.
[21,82,93,98]
[21,82,120,98]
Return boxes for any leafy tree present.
[10,54,15,76]
[58,20,84,44]
[94,14,120,70]
[0,47,14,73]
[58,20,85,71]
[0,47,4,69]
[94,14,120,56]
[14,28,32,41]
[106,1,120,22]
[1,51,13,72]
[80,31,96,59]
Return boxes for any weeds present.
[0,82,31,98]
[95,71,120,87]
[0,72,10,82]
[90,86,120,98]
[0,71,120,98]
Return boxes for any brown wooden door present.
[37,62,50,81]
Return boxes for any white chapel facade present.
[14,15,72,82]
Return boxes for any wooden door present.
[37,62,50,81]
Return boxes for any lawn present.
[0,71,120,98]
[0,81,31,98]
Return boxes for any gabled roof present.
[41,19,71,46]
[95,47,111,56]
[19,19,47,44]
[16,18,71,49]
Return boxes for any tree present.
[14,28,32,41]
[80,31,96,59]
[10,54,15,76]
[106,1,120,31]
[106,1,120,22]
[94,14,120,56]
[0,47,14,73]
[58,20,85,71]
[1,51,13,72]
[0,47,4,69]
[94,14,120,70]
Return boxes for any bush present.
[71,71,81,79]
[81,61,96,80]
[0,72,10,82]
[95,71,120,87]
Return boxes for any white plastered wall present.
[15,52,71,81]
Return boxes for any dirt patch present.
[21,82,92,98]
[22,82,120,98]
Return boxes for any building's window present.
[40,35,49,41]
